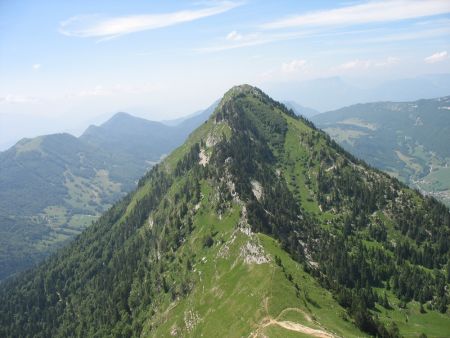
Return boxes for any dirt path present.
[250,307,337,338]
[250,268,337,337]
[263,318,335,338]
[276,307,313,322]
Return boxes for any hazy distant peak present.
[101,111,161,128]
[109,111,134,120]
[282,101,320,118]
[14,133,76,149]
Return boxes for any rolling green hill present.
[312,97,450,207]
[0,109,211,280]
[1,85,448,337]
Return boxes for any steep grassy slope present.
[312,97,450,206]
[0,85,448,337]
[143,195,366,338]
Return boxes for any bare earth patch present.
[199,148,209,166]
[251,180,263,201]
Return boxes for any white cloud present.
[201,20,450,54]
[282,59,307,73]
[424,51,448,64]
[226,30,243,41]
[335,56,399,72]
[77,85,110,97]
[361,27,450,44]
[201,9,450,54]
[258,59,311,82]
[0,94,39,104]
[263,0,450,29]
[200,35,265,52]
[32,64,41,70]
[337,59,372,71]
[197,30,313,53]
[73,83,163,98]
[375,56,400,67]
[59,2,240,40]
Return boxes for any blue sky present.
[1,0,450,148]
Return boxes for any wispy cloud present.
[200,20,450,54]
[258,59,311,82]
[262,0,450,29]
[359,26,450,44]
[334,56,400,72]
[336,59,372,71]
[197,30,314,53]
[375,56,400,67]
[226,30,243,41]
[32,64,41,71]
[76,85,110,97]
[424,51,448,64]
[72,84,163,98]
[281,59,307,73]
[59,1,240,40]
[0,94,39,104]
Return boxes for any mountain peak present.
[104,111,145,126]
[223,84,263,100]
[213,85,296,124]
[89,112,166,134]
[110,111,133,120]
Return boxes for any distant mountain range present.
[313,96,450,206]
[266,73,450,112]
[0,106,213,280]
